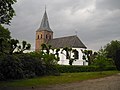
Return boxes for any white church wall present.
[57,48,88,65]
[48,48,88,65]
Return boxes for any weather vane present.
[75,31,77,36]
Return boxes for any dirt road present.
[1,73,120,90]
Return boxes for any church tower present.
[35,10,53,51]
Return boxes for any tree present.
[93,48,113,69]
[81,50,97,65]
[115,49,120,70]
[61,47,78,65]
[0,25,11,53]
[0,0,17,24]
[104,40,120,63]
[17,41,31,53]
[9,39,19,54]
[41,44,59,65]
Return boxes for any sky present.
[6,0,120,51]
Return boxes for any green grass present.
[0,71,119,87]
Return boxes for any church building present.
[35,9,88,65]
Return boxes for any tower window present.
[49,35,51,39]
[41,34,42,38]
[37,35,39,39]
[46,35,47,39]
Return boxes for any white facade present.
[54,48,88,65]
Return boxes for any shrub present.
[115,50,120,71]
[0,54,24,80]
[57,65,116,73]
[17,54,46,78]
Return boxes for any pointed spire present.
[38,7,53,32]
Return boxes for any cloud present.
[96,0,120,10]
[6,0,120,51]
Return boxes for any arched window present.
[41,34,42,38]
[49,35,51,39]
[73,50,79,59]
[46,35,47,39]
[37,35,39,39]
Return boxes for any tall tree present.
[104,40,120,62]
[93,48,113,69]
[115,49,120,70]
[0,25,11,53]
[0,0,17,24]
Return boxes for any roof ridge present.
[48,35,86,49]
[52,35,77,40]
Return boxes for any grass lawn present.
[0,71,119,87]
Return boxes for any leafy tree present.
[17,41,31,53]
[61,47,78,65]
[38,44,60,75]
[9,39,19,54]
[41,44,59,65]
[55,48,60,60]
[81,50,97,65]
[0,25,11,39]
[0,25,11,53]
[0,54,24,80]
[93,48,113,69]
[115,49,120,70]
[104,40,120,63]
[0,0,17,24]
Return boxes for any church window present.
[49,35,51,39]
[41,34,42,38]
[46,35,48,39]
[73,50,79,59]
[37,35,39,39]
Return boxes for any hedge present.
[57,65,117,73]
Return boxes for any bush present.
[57,65,116,73]
[0,52,60,81]
[115,50,120,71]
[17,54,46,78]
[0,54,24,80]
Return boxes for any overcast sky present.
[6,0,120,51]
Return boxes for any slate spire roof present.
[48,35,87,49]
[37,9,53,32]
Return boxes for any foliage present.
[0,0,17,24]
[17,53,46,78]
[104,40,120,62]
[29,51,60,76]
[0,25,11,39]
[40,44,60,75]
[81,50,97,65]
[57,65,116,73]
[0,25,11,53]
[9,39,19,54]
[61,47,78,65]
[0,25,31,54]
[103,40,120,70]
[0,54,24,80]
[17,41,31,53]
[41,44,59,65]
[115,49,120,71]
[92,48,114,70]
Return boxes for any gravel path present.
[1,73,120,90]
